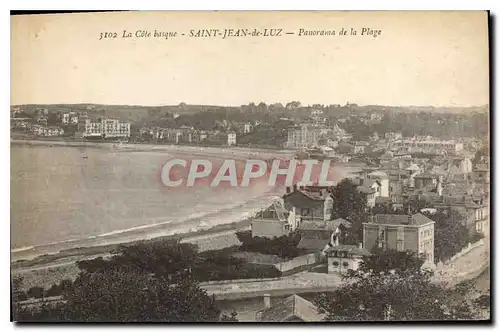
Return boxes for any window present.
[342,262,349,268]
[332,261,339,267]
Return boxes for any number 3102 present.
[99,32,118,40]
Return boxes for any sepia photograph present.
[10,10,490,323]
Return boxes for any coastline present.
[12,218,252,289]
[10,138,295,160]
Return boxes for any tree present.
[77,240,199,283]
[15,241,232,322]
[257,102,268,112]
[426,209,470,263]
[331,178,367,220]
[358,248,426,276]
[58,267,221,322]
[11,276,28,321]
[27,286,45,299]
[12,276,27,303]
[330,179,367,245]
[285,101,301,110]
[316,250,475,321]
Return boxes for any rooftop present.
[366,213,435,227]
[257,295,326,322]
[324,244,371,257]
[297,238,329,251]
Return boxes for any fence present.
[273,252,321,275]
[199,277,281,286]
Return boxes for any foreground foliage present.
[12,240,254,322]
[316,250,484,321]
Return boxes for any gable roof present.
[283,189,326,202]
[258,295,326,322]
[297,238,329,251]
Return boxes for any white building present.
[77,117,131,138]
[325,244,370,275]
[227,132,237,146]
[367,171,390,197]
[62,112,78,125]
[354,141,369,154]
[394,138,464,153]
[243,123,253,134]
[285,124,321,149]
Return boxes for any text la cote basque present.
[118,28,284,40]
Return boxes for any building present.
[62,112,78,125]
[77,117,131,138]
[413,173,440,190]
[353,141,369,154]
[227,131,237,146]
[452,156,473,174]
[366,171,390,197]
[324,244,370,275]
[393,138,464,154]
[354,177,382,208]
[283,185,333,222]
[243,123,253,134]
[473,164,490,183]
[29,125,64,137]
[433,195,489,234]
[251,201,296,238]
[296,218,351,252]
[256,294,326,322]
[385,132,402,141]
[330,123,352,141]
[284,124,322,149]
[363,213,435,265]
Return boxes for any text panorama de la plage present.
[98,28,382,40]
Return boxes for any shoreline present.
[10,138,295,158]
[12,217,251,272]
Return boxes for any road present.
[201,271,344,300]
[433,217,490,288]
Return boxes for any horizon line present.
[10,102,490,109]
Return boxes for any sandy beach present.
[13,219,251,290]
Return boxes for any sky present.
[11,11,489,107]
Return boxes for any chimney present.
[263,294,271,309]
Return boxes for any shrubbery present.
[235,230,303,259]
